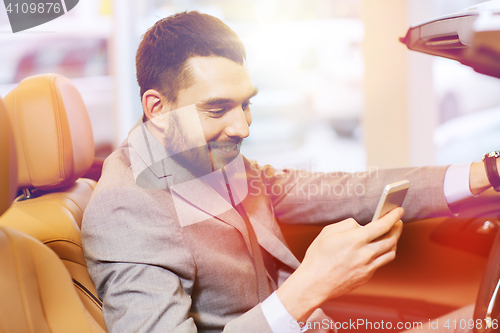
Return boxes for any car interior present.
[1,4,500,333]
[1,75,499,333]
[0,74,105,332]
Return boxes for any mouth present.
[209,142,241,159]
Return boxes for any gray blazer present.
[81,122,452,333]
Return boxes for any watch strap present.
[482,151,500,192]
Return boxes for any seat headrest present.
[0,98,17,214]
[4,74,94,191]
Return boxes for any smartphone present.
[371,180,410,222]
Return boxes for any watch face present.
[483,151,500,160]
[489,151,500,158]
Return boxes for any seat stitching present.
[14,200,83,226]
[60,257,88,268]
[14,201,72,209]
[12,86,31,187]
[64,195,85,224]
[72,280,103,310]
[27,236,50,333]
[50,75,66,184]
[43,238,82,248]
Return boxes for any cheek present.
[199,118,223,142]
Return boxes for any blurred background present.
[1,0,499,171]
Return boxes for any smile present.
[219,145,237,152]
[209,142,241,159]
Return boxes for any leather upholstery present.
[3,74,94,190]
[0,227,104,333]
[0,74,106,330]
[0,179,104,328]
[0,98,17,215]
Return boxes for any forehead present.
[175,56,255,107]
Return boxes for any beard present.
[163,112,242,178]
[207,139,242,170]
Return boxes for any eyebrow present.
[198,87,259,108]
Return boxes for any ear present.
[142,89,166,121]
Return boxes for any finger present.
[368,246,397,271]
[360,208,404,243]
[324,218,360,235]
[389,220,403,252]
[366,222,403,269]
[367,220,403,253]
[373,219,403,243]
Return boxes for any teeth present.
[210,142,240,153]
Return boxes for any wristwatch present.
[482,151,500,192]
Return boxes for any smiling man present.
[81,11,493,333]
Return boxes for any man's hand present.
[276,207,404,322]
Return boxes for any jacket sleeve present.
[249,161,454,226]
[81,185,273,333]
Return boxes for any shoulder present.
[81,168,183,264]
[83,143,178,234]
[93,144,135,193]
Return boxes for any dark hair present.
[136,11,246,104]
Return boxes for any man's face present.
[170,56,256,171]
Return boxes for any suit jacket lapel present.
[127,119,299,270]
[168,171,252,250]
[170,159,300,270]
[242,160,300,270]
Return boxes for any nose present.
[224,107,250,139]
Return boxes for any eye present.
[205,109,226,118]
[242,101,252,111]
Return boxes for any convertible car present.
[0,2,500,333]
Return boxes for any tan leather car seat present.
[0,227,103,333]
[0,97,17,215]
[0,74,106,331]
